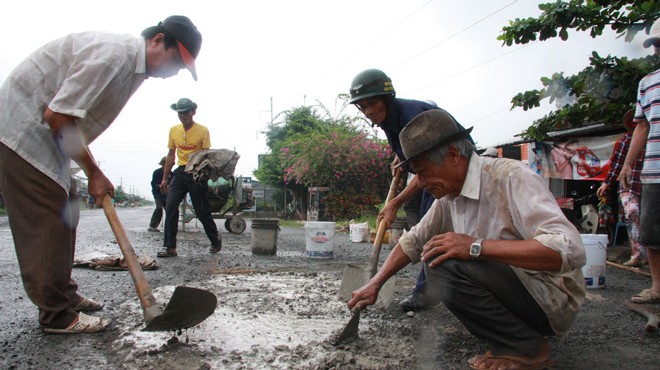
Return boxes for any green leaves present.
[513,53,660,141]
[502,1,660,141]
[500,1,660,45]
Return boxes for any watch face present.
[470,243,480,257]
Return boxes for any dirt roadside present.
[0,206,658,369]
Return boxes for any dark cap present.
[159,15,202,80]
[170,98,197,112]
[395,109,473,169]
[622,109,636,132]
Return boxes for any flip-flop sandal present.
[43,312,110,334]
[157,249,178,258]
[631,288,660,304]
[467,352,493,369]
[73,297,104,312]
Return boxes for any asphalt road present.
[0,206,658,369]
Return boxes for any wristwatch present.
[469,239,483,259]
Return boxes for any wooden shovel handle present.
[102,195,158,310]
[368,170,403,277]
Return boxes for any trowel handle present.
[102,195,159,311]
[369,171,403,277]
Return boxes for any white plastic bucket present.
[580,234,608,289]
[349,222,369,243]
[304,222,336,258]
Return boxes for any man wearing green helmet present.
[349,68,473,311]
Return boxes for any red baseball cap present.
[159,15,202,80]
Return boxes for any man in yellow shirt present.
[158,98,221,257]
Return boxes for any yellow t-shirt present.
[167,122,211,166]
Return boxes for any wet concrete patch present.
[112,271,360,368]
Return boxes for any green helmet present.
[349,69,396,104]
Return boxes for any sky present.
[0,0,651,198]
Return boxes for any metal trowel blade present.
[336,310,361,342]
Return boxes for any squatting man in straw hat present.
[347,109,586,370]
[0,15,202,334]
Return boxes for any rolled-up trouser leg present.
[424,259,554,357]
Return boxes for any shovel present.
[102,195,217,332]
[336,171,402,342]
[338,170,402,307]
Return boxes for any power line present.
[406,42,534,95]
[304,0,434,91]
[390,0,519,72]
[468,107,511,126]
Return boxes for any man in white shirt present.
[0,15,202,334]
[348,109,586,370]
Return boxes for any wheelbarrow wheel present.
[226,217,246,234]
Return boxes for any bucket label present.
[311,231,330,243]
[584,276,606,289]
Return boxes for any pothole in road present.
[112,271,362,368]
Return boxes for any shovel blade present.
[143,286,217,332]
[338,264,396,309]
[338,263,370,300]
[336,310,361,343]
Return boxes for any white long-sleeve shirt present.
[0,31,147,191]
[398,153,586,336]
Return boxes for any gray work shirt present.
[399,153,586,336]
[0,31,146,191]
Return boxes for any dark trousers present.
[640,184,660,248]
[163,167,220,249]
[410,189,435,295]
[149,197,165,228]
[0,143,81,328]
[412,269,427,294]
[424,258,554,357]
[403,190,422,230]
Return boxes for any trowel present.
[102,195,217,331]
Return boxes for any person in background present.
[158,98,221,257]
[596,109,646,267]
[482,147,498,158]
[0,15,202,333]
[348,109,585,370]
[619,19,660,304]
[348,68,474,312]
[148,157,168,232]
